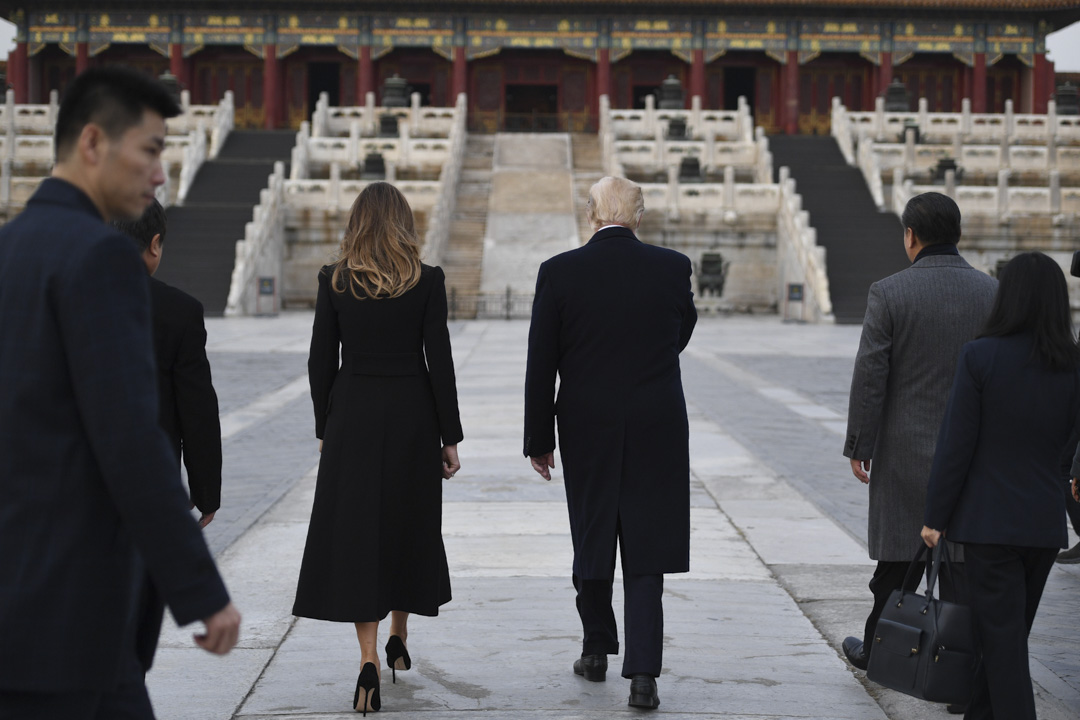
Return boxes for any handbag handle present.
[897,541,954,609]
[924,541,954,601]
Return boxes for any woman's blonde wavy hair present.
[331,182,422,300]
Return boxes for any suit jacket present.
[844,252,997,561]
[0,178,229,692]
[150,276,222,514]
[926,335,1080,549]
[524,226,696,578]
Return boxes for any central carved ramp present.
[479,134,579,308]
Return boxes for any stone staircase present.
[769,135,909,324]
[158,130,295,315]
[441,135,494,318]
[570,133,604,244]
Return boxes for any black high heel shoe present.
[384,635,412,684]
[353,662,381,716]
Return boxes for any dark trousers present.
[0,680,153,720]
[574,572,664,678]
[963,543,1057,720]
[862,552,966,653]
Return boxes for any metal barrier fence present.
[448,287,534,320]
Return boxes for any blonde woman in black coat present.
[923,252,1080,720]
[293,182,463,715]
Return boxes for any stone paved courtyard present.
[145,314,1080,720]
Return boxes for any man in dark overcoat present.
[524,176,696,710]
[841,192,996,690]
[114,198,224,672]
[0,67,239,718]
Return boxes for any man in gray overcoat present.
[842,192,997,676]
[524,176,696,710]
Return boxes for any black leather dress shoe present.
[572,654,607,682]
[841,636,869,670]
[946,703,967,714]
[628,674,660,709]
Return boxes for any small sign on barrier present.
[256,276,278,316]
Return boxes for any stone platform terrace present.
[145,314,1080,720]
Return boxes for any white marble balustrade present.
[608,94,753,143]
[166,90,234,158]
[284,177,442,213]
[839,96,1080,146]
[868,141,1080,176]
[894,172,1080,220]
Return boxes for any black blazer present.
[0,179,229,692]
[523,226,696,578]
[925,333,1080,549]
[150,277,222,514]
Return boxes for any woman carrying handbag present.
[922,252,1080,720]
[293,182,463,715]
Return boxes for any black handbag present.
[865,542,977,705]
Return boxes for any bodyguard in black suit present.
[524,176,696,710]
[0,67,239,718]
[115,199,223,526]
[114,199,224,673]
[923,252,1080,720]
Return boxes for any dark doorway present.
[723,67,756,111]
[505,84,558,130]
[409,82,432,106]
[633,84,661,108]
[308,62,340,113]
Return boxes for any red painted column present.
[783,51,799,135]
[170,43,186,88]
[596,48,611,106]
[452,46,467,102]
[75,42,90,74]
[879,52,892,98]
[1033,53,1050,113]
[1047,58,1057,103]
[263,44,280,129]
[972,52,987,113]
[357,45,374,103]
[9,42,28,102]
[689,49,705,107]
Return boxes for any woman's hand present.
[442,444,461,479]
[921,525,942,548]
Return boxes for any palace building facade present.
[4,1,1079,134]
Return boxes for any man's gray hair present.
[586,176,645,230]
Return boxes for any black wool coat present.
[293,264,462,622]
[524,226,697,579]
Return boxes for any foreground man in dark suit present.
[0,67,239,718]
[524,176,696,710]
[841,192,996,695]
[114,199,224,674]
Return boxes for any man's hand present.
[198,512,216,528]
[530,452,555,481]
[194,602,241,655]
[850,458,871,484]
[442,444,461,479]
[921,525,942,548]
[1072,478,1078,503]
